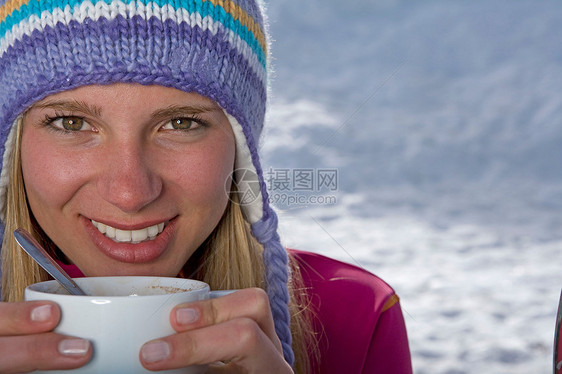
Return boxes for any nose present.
[96,141,162,214]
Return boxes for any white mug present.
[25,276,231,373]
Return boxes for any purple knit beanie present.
[0,0,294,365]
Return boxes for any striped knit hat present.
[0,0,294,365]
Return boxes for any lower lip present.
[82,217,176,264]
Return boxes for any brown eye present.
[160,117,204,131]
[61,117,84,131]
[50,116,93,132]
[170,118,196,130]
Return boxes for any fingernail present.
[142,340,171,363]
[31,304,53,322]
[176,307,199,325]
[58,338,90,356]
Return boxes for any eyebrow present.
[30,101,220,119]
[151,104,221,119]
[32,100,103,117]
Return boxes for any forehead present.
[30,84,221,111]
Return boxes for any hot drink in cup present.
[25,276,229,374]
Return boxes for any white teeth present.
[131,228,147,243]
[106,225,116,238]
[147,224,158,239]
[91,220,166,243]
[96,221,107,234]
[115,229,131,242]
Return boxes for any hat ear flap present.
[0,117,21,221]
[225,113,295,366]
[226,113,264,224]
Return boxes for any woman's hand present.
[0,301,92,373]
[140,288,294,373]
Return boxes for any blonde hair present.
[1,117,50,302]
[1,117,317,372]
[190,192,318,373]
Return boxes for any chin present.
[80,259,181,278]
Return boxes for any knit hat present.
[0,0,293,365]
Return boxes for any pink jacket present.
[291,249,412,373]
[60,250,413,373]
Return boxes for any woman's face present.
[21,83,235,276]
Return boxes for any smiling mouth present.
[91,220,166,244]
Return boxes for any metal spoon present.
[13,228,87,295]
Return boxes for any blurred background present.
[262,0,562,373]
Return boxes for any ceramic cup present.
[25,276,231,374]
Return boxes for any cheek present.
[20,130,88,212]
[175,142,235,204]
[163,137,235,219]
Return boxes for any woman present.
[0,0,412,372]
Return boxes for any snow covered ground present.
[263,1,562,372]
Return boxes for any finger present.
[170,288,282,353]
[0,301,60,335]
[0,333,91,373]
[141,318,291,373]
